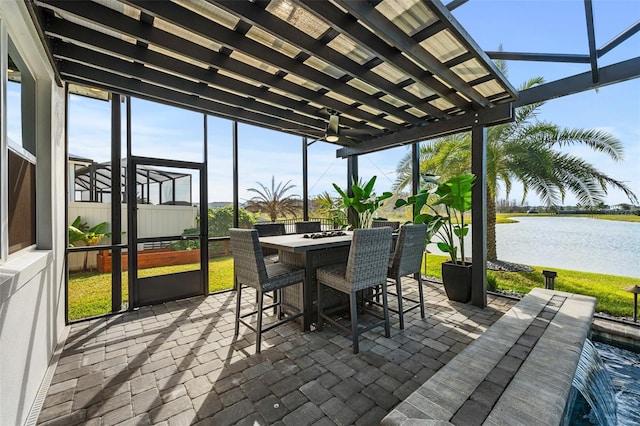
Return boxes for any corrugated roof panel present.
[246,26,300,59]
[404,82,436,99]
[93,0,140,19]
[371,62,406,84]
[145,63,200,84]
[304,56,346,79]
[421,29,466,63]
[229,50,279,74]
[405,107,427,117]
[473,79,504,98]
[357,104,383,116]
[375,0,438,36]
[173,0,239,30]
[148,45,210,69]
[340,112,364,124]
[217,68,263,87]
[429,98,455,110]
[366,121,388,131]
[347,78,380,95]
[53,7,135,43]
[451,58,489,83]
[325,91,356,105]
[379,94,407,108]
[327,34,375,65]
[268,86,303,102]
[384,115,407,125]
[154,17,222,52]
[307,101,324,110]
[266,0,329,39]
[283,73,322,91]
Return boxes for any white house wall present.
[0,2,66,425]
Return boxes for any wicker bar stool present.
[254,222,286,262]
[316,227,393,354]
[295,221,322,234]
[230,229,304,353]
[387,224,428,329]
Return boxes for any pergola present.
[73,158,193,204]
[28,0,640,307]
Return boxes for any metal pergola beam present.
[302,137,309,221]
[336,102,514,157]
[49,30,369,131]
[426,0,518,99]
[120,0,419,124]
[446,0,469,11]
[295,0,462,113]
[332,0,489,107]
[583,0,599,83]
[217,1,444,119]
[515,57,640,107]
[471,124,487,309]
[598,20,640,57]
[486,51,590,63]
[216,0,448,119]
[45,20,395,133]
[296,0,470,111]
[60,65,331,138]
[54,43,332,131]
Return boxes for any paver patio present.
[36,279,516,426]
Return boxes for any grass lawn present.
[423,253,640,318]
[69,253,639,321]
[68,256,234,321]
[497,213,640,223]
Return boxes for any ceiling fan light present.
[326,134,339,142]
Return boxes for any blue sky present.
[63,0,639,207]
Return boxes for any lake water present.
[428,216,640,278]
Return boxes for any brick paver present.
[36,278,514,425]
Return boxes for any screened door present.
[128,157,207,307]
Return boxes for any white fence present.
[68,202,198,271]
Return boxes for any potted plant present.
[332,176,392,229]
[395,173,476,302]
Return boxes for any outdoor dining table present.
[259,231,354,330]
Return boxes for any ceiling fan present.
[285,109,384,144]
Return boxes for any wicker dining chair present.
[387,224,428,329]
[230,228,304,353]
[316,227,393,354]
[254,222,286,262]
[295,221,322,234]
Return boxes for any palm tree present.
[245,176,302,221]
[394,77,638,261]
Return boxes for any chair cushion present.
[317,262,352,294]
[264,262,305,292]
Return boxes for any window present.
[5,38,36,255]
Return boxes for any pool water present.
[569,340,640,425]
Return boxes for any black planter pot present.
[441,261,472,303]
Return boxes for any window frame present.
[1,23,39,262]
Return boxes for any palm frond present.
[551,128,624,161]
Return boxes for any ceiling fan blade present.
[327,114,339,134]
